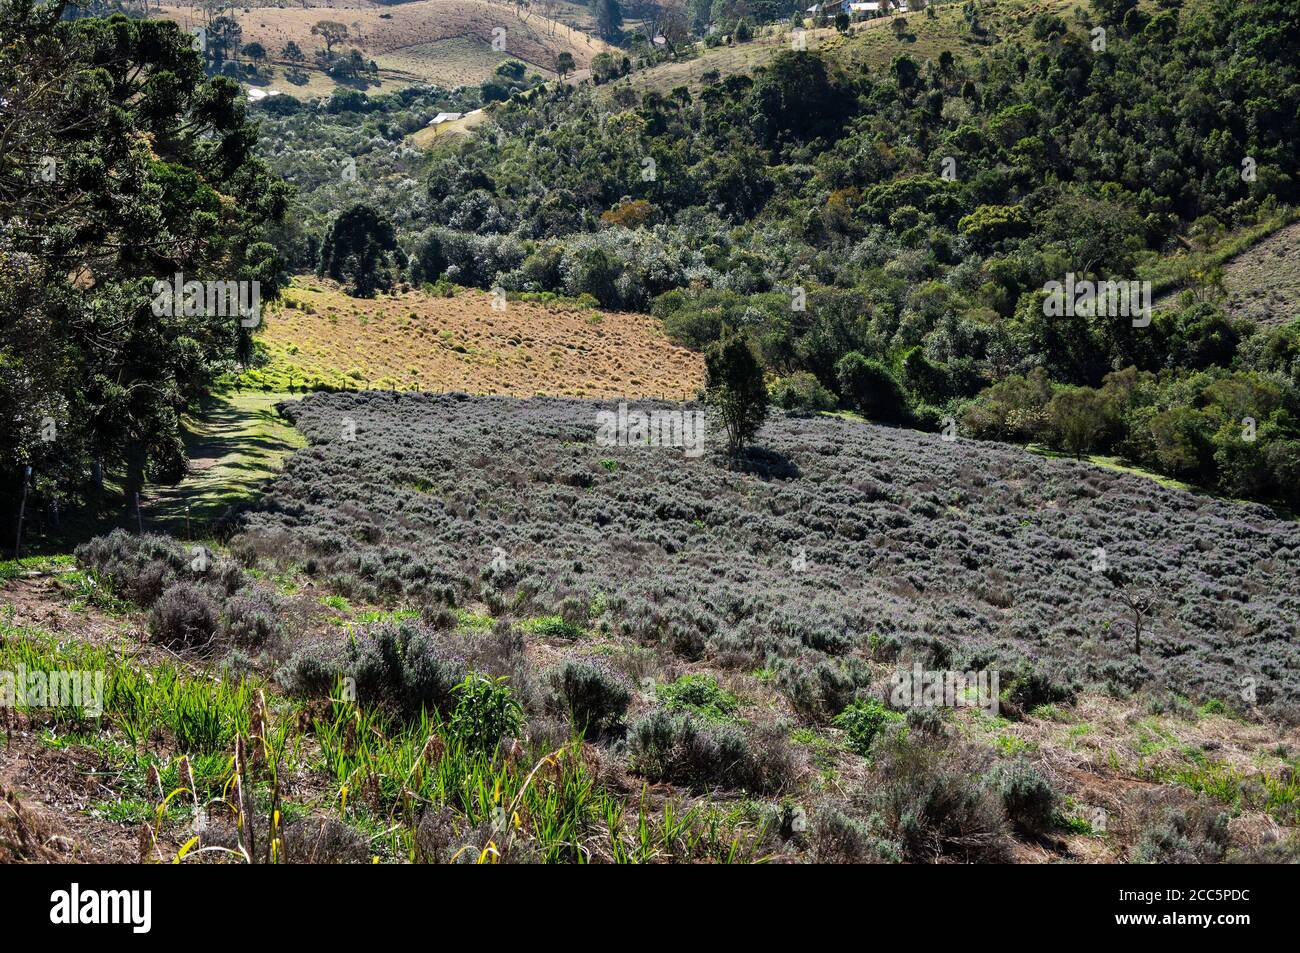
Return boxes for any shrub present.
[520,615,586,639]
[957,203,1030,246]
[547,658,631,739]
[279,620,467,719]
[657,673,737,720]
[1000,662,1077,715]
[75,530,188,605]
[276,646,347,699]
[834,699,903,757]
[771,371,836,412]
[869,728,1010,862]
[221,589,284,647]
[244,393,1300,724]
[1144,692,1197,719]
[495,59,526,81]
[900,347,954,405]
[835,352,909,422]
[75,531,250,608]
[209,557,249,597]
[811,805,901,863]
[627,711,794,793]
[904,706,946,736]
[1132,803,1230,864]
[990,760,1056,836]
[775,657,856,724]
[461,620,528,679]
[148,582,220,648]
[1226,836,1300,864]
[667,623,707,660]
[279,818,371,864]
[221,649,259,681]
[1264,438,1300,507]
[656,289,725,349]
[358,622,468,719]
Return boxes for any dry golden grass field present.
[242,280,704,398]
[156,0,610,88]
[1217,221,1300,327]
[1150,214,1300,323]
[407,102,491,147]
[598,0,1081,99]
[593,11,954,101]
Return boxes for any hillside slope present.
[591,0,1079,98]
[248,393,1300,717]
[1217,222,1300,327]
[156,0,611,89]
[243,280,703,398]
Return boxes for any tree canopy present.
[1,0,289,525]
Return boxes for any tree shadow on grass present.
[7,393,305,555]
[144,393,305,534]
[735,445,801,481]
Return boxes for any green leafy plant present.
[833,699,903,757]
[657,674,738,721]
[448,674,524,754]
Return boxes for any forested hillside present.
[254,0,1300,507]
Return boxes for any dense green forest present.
[1,1,288,516]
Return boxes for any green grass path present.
[143,390,305,534]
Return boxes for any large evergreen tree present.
[594,0,623,41]
[705,327,768,456]
[0,0,289,532]
[317,204,399,298]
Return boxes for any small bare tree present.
[1104,568,1154,656]
[538,0,560,34]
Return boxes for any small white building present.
[809,0,891,16]
[427,112,464,127]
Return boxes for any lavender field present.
[239,392,1300,720]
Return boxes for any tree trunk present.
[125,439,147,529]
[14,467,31,560]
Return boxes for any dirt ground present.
[0,575,176,863]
